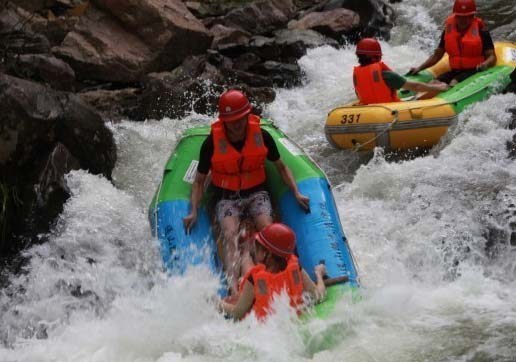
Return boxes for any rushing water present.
[1,0,516,361]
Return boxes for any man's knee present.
[220,217,240,239]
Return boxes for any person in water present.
[183,89,310,296]
[353,38,449,105]
[408,0,496,85]
[218,223,327,320]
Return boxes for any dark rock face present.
[91,0,213,71]
[0,74,116,255]
[508,108,516,159]
[316,0,396,40]
[250,61,303,88]
[7,54,75,90]
[211,0,297,35]
[289,8,360,39]
[52,6,152,82]
[78,88,140,122]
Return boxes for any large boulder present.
[318,0,396,40]
[7,54,75,91]
[91,0,212,71]
[246,29,337,62]
[185,0,254,18]
[208,0,297,35]
[0,74,116,254]
[135,56,225,121]
[78,88,141,121]
[288,8,359,39]
[210,24,252,52]
[52,6,152,82]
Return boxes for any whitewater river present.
[1,0,515,361]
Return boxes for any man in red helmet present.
[218,223,327,320]
[409,0,496,85]
[183,89,310,295]
[353,38,449,105]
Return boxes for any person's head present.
[356,38,382,66]
[252,223,296,269]
[453,0,476,30]
[218,89,252,140]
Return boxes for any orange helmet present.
[356,38,382,57]
[218,89,252,123]
[255,223,296,259]
[453,0,476,16]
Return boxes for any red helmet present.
[356,38,382,56]
[218,89,252,123]
[255,223,296,259]
[453,0,476,16]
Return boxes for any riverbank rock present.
[0,74,116,255]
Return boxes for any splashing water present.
[1,1,516,361]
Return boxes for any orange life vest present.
[210,114,268,192]
[444,15,485,70]
[353,61,401,105]
[239,255,304,320]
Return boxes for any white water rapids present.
[1,0,515,361]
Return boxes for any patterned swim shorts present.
[215,190,272,222]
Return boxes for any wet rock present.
[0,74,116,255]
[7,53,75,91]
[273,28,338,59]
[52,6,151,82]
[78,88,140,122]
[238,85,276,114]
[311,0,396,40]
[185,0,254,18]
[246,29,337,62]
[250,61,303,88]
[206,49,234,69]
[91,0,212,71]
[0,30,51,55]
[246,35,281,60]
[288,8,359,40]
[7,0,49,12]
[31,15,80,46]
[508,108,516,159]
[135,56,226,121]
[222,68,273,88]
[0,2,75,47]
[210,0,296,35]
[210,24,251,51]
[232,52,262,71]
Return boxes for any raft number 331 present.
[340,114,361,124]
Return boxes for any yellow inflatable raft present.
[325,42,516,151]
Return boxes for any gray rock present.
[52,6,152,82]
[91,0,213,71]
[288,8,359,39]
[11,53,75,90]
[0,74,116,254]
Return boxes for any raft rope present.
[351,110,400,152]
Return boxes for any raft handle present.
[323,276,349,287]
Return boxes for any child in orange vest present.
[217,223,326,320]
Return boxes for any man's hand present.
[433,81,450,91]
[314,264,327,279]
[476,62,488,71]
[295,192,310,210]
[407,67,421,76]
[183,211,198,234]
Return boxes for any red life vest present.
[239,255,304,320]
[444,15,485,70]
[353,61,401,105]
[210,114,268,192]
